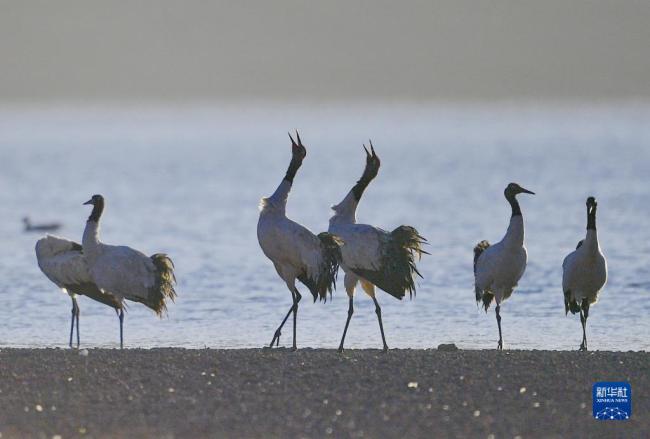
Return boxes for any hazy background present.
[2,0,650,103]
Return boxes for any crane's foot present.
[382,345,389,353]
[497,339,503,350]
[579,342,587,351]
[337,345,345,353]
[269,329,281,348]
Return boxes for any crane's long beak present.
[83,199,93,205]
[520,187,535,195]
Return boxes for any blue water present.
[0,103,648,350]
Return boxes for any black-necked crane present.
[562,197,607,351]
[474,183,534,350]
[257,132,343,350]
[329,143,427,352]
[24,217,61,232]
[35,235,123,347]
[81,194,177,348]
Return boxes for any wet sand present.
[0,348,647,438]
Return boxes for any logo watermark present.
[593,382,631,420]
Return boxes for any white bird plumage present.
[81,194,177,348]
[329,142,427,352]
[257,132,343,350]
[562,196,607,351]
[474,182,534,350]
[35,234,123,347]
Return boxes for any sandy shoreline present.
[0,348,647,438]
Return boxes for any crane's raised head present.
[586,196,597,214]
[505,183,535,199]
[83,194,104,206]
[363,140,381,177]
[288,130,306,161]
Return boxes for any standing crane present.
[81,194,177,348]
[562,197,607,351]
[474,183,534,350]
[329,143,427,352]
[257,132,343,350]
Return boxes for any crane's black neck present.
[506,193,522,217]
[88,199,105,222]
[587,207,597,230]
[352,166,378,201]
[283,155,303,184]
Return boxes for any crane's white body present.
[329,192,384,293]
[258,181,329,288]
[35,234,121,305]
[82,220,157,303]
[474,216,528,305]
[562,230,607,306]
[36,235,93,294]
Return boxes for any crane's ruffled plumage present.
[297,233,343,302]
[84,242,177,316]
[341,225,427,299]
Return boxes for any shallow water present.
[0,103,648,350]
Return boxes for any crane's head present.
[363,140,381,177]
[83,194,105,222]
[288,130,306,162]
[586,196,597,213]
[83,194,104,206]
[504,182,535,199]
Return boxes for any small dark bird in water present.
[23,216,61,232]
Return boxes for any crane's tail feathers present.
[473,240,490,275]
[475,289,494,312]
[564,290,581,315]
[299,233,344,303]
[148,253,177,317]
[351,225,427,300]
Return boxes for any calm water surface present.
[0,104,648,350]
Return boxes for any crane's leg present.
[75,300,80,348]
[338,273,358,353]
[495,304,503,350]
[338,297,354,353]
[373,297,389,352]
[119,309,124,349]
[69,297,79,348]
[291,288,302,351]
[361,280,388,352]
[579,299,589,351]
[269,288,298,348]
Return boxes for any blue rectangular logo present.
[593,382,631,420]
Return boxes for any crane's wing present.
[35,235,121,308]
[90,244,156,301]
